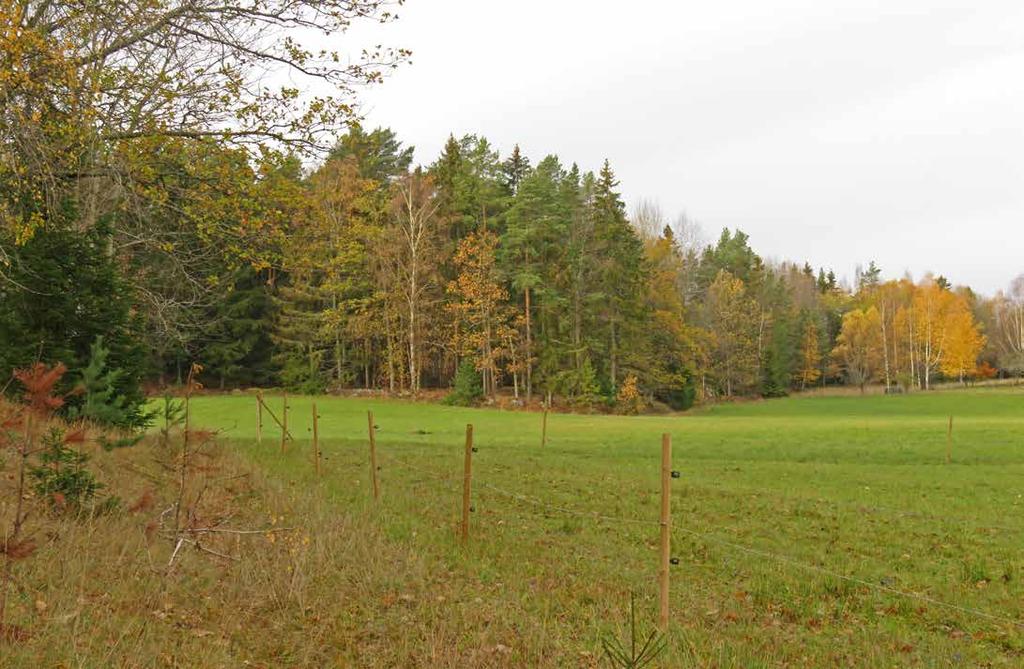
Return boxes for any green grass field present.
[188,388,1024,667]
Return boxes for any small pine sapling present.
[29,427,104,511]
[67,336,153,431]
[157,393,186,447]
[601,592,667,669]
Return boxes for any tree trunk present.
[609,318,618,387]
[524,287,532,402]
[572,286,582,370]
[879,304,891,391]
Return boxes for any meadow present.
[179,388,1024,667]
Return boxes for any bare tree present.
[993,275,1024,376]
[381,171,444,394]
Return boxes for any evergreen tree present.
[698,228,764,289]
[0,216,148,420]
[328,125,414,183]
[591,160,648,389]
[502,144,532,194]
[501,154,569,400]
[198,267,276,388]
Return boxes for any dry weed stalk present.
[161,363,296,571]
[0,363,68,642]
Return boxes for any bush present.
[68,336,152,430]
[552,357,603,411]
[29,428,104,511]
[614,374,646,415]
[443,360,483,406]
[278,349,327,394]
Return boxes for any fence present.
[251,393,1024,634]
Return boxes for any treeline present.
[3,122,1022,412]
[196,128,1022,409]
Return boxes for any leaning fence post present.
[659,433,672,630]
[461,424,474,543]
[280,390,289,454]
[946,415,954,464]
[312,401,321,478]
[256,390,263,445]
[367,410,380,500]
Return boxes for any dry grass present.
[0,413,566,667]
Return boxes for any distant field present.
[187,389,1024,667]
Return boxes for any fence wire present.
[672,524,1024,628]
[298,419,1024,633]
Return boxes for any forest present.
[1,1,1022,423]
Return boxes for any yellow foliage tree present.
[446,229,515,397]
[940,309,986,383]
[795,321,821,389]
[832,307,883,393]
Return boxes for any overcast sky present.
[344,1,1023,294]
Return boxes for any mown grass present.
[175,387,1024,667]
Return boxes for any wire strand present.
[477,480,659,527]
[672,525,1024,628]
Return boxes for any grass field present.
[185,388,1024,667]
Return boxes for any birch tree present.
[384,171,443,393]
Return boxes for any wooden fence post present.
[367,410,380,500]
[946,415,953,464]
[280,390,288,454]
[541,399,549,448]
[659,433,672,630]
[312,401,321,478]
[256,391,263,445]
[461,424,474,543]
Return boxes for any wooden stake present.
[461,424,474,543]
[541,400,549,448]
[256,391,263,445]
[280,391,288,454]
[312,401,321,478]
[255,394,293,441]
[946,415,953,464]
[659,433,672,630]
[368,410,380,500]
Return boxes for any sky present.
[340,0,1024,294]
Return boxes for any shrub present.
[67,336,152,430]
[29,428,104,511]
[553,357,603,411]
[443,360,483,406]
[614,374,646,415]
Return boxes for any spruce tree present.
[0,217,148,422]
[501,144,532,194]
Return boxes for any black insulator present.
[671,471,681,479]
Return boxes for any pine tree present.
[501,154,569,401]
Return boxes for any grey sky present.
[345,1,1024,294]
